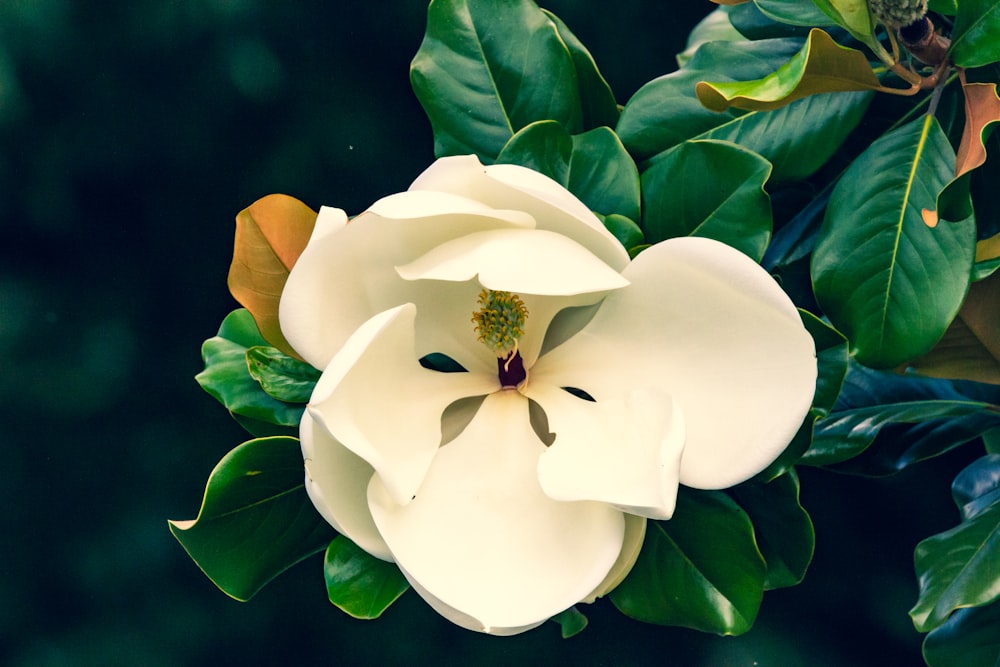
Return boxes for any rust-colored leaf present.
[228,194,317,358]
[907,271,1000,385]
[927,74,1000,223]
[956,74,1000,179]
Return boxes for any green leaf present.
[953,454,1000,521]
[496,121,640,220]
[811,115,977,369]
[695,29,889,113]
[754,0,837,26]
[677,8,744,67]
[610,489,766,635]
[619,37,872,183]
[948,0,1000,68]
[245,345,321,404]
[802,311,849,418]
[324,535,409,620]
[169,436,334,601]
[910,500,1000,632]
[195,310,304,429]
[540,9,619,129]
[411,0,592,162]
[550,607,589,638]
[731,470,814,589]
[803,363,1000,471]
[599,213,645,252]
[640,139,772,261]
[923,601,1000,667]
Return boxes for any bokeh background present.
[1,2,980,664]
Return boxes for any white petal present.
[532,236,817,490]
[368,390,624,633]
[396,228,628,295]
[309,304,498,506]
[582,513,647,603]
[300,410,391,560]
[527,383,685,519]
[279,191,532,371]
[409,155,630,272]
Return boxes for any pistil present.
[472,289,529,387]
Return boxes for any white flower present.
[279,155,817,635]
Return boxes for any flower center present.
[471,289,528,388]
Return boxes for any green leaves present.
[324,536,409,619]
[641,140,772,261]
[910,455,1000,633]
[411,0,616,162]
[949,0,1000,68]
[811,115,977,369]
[169,436,335,601]
[496,121,640,221]
[695,29,888,112]
[611,488,767,635]
[196,309,306,434]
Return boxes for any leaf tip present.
[921,208,939,228]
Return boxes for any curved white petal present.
[300,410,391,560]
[367,390,624,633]
[279,191,533,371]
[408,155,630,272]
[396,228,628,296]
[527,383,685,519]
[582,513,647,603]
[532,237,817,490]
[309,304,498,506]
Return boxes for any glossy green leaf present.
[619,38,802,161]
[324,536,409,620]
[949,0,1000,68]
[755,0,837,26]
[811,115,977,369]
[550,607,588,638]
[599,213,644,252]
[677,8,744,67]
[245,345,321,404]
[196,310,304,429]
[803,363,1000,471]
[696,29,889,113]
[802,311,849,418]
[610,489,766,635]
[923,601,1000,667]
[641,140,772,261]
[619,38,871,183]
[910,500,1000,632]
[540,9,619,129]
[731,470,814,590]
[496,121,640,220]
[411,0,598,161]
[953,454,1000,521]
[169,436,334,601]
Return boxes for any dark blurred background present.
[1,2,977,665]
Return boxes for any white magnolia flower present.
[279,155,817,635]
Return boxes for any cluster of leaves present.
[171,0,1000,663]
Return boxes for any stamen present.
[471,289,528,358]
